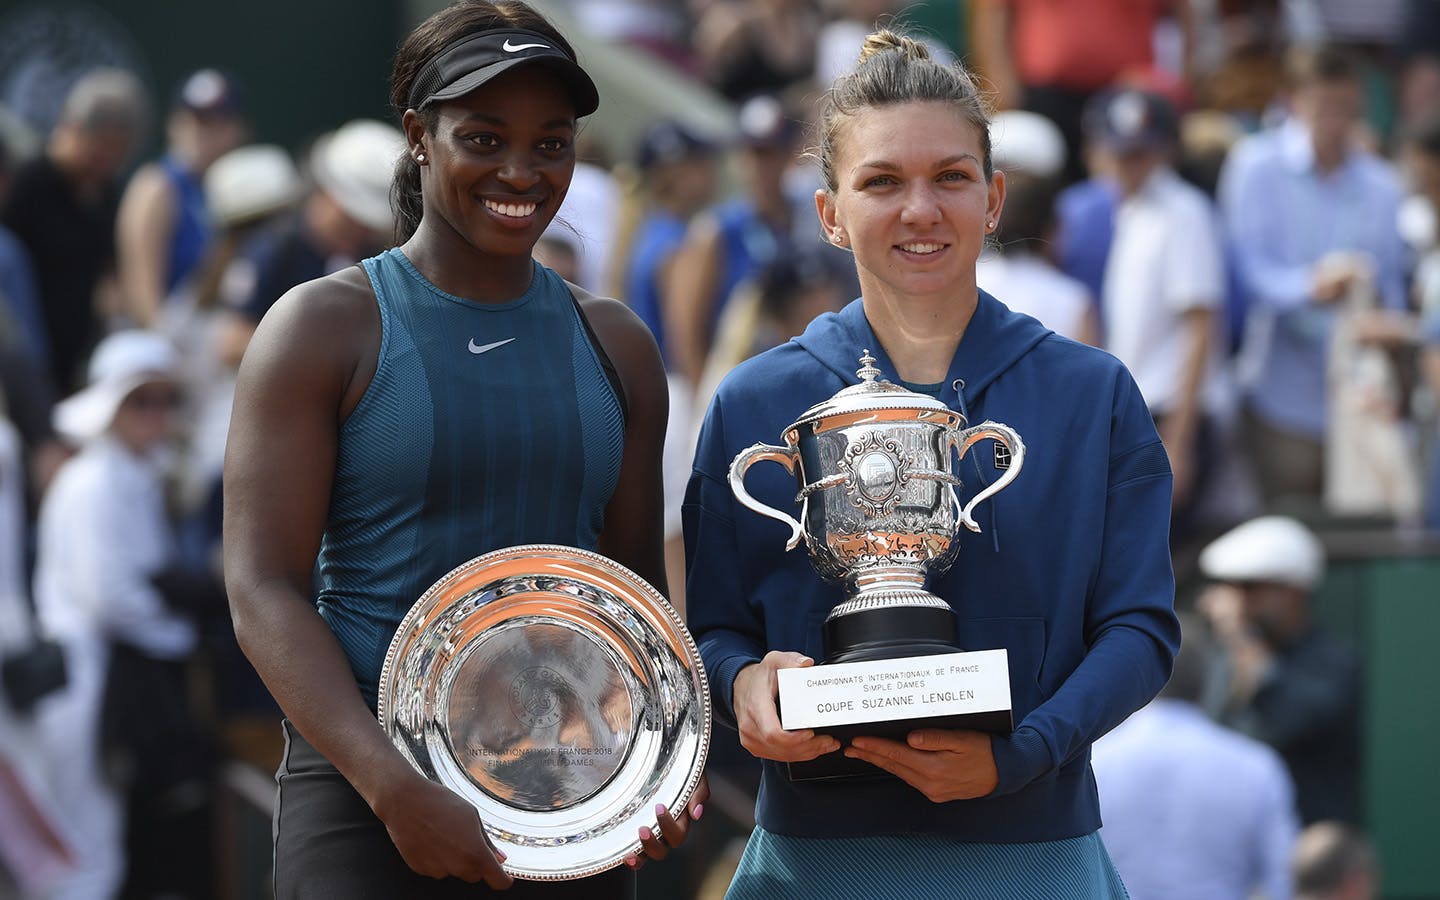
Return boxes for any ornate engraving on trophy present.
[842,431,910,514]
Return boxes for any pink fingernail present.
[639,826,654,841]
[692,803,704,821]
[655,803,667,816]
[496,849,507,861]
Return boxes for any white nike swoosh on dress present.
[502,39,549,52]
[468,338,517,354]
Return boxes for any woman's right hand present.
[373,771,514,889]
[732,651,842,763]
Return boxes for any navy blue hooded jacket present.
[683,292,1180,841]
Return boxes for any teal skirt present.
[725,827,1128,900]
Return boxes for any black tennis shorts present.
[273,720,636,899]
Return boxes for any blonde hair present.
[814,28,992,192]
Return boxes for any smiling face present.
[817,101,1003,305]
[408,64,577,262]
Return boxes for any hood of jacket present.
[793,290,1053,416]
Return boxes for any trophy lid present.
[789,351,963,432]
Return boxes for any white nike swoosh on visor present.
[468,338,517,354]
[502,39,549,52]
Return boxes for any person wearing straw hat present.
[29,329,194,900]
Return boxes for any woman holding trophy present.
[684,29,1180,898]
[223,2,702,896]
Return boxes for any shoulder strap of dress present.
[564,280,629,427]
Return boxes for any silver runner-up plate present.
[376,544,710,881]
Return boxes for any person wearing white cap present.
[214,119,404,372]
[28,329,196,899]
[1197,515,1362,826]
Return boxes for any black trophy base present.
[786,708,1015,781]
[785,601,1014,783]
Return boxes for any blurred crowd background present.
[0,0,1436,898]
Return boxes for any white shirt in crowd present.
[26,435,194,899]
[34,436,193,658]
[977,249,1094,344]
[1103,167,1228,416]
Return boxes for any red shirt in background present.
[1004,0,1169,91]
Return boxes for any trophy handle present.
[729,443,806,550]
[951,423,1026,534]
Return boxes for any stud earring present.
[831,232,844,244]
[987,220,995,229]
[416,153,427,164]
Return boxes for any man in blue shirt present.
[1218,46,1408,505]
[1093,614,1298,900]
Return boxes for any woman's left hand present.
[623,774,709,868]
[843,730,998,803]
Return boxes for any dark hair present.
[1286,44,1363,89]
[814,28,991,193]
[388,0,577,243]
[756,247,846,320]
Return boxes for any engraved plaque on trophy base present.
[778,648,1013,781]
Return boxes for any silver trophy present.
[376,545,710,879]
[729,352,1024,779]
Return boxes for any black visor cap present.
[407,29,600,117]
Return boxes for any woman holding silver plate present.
[684,29,1180,898]
[223,2,703,896]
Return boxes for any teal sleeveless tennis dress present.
[317,248,626,708]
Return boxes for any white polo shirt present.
[1102,168,1226,416]
[977,250,1094,344]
